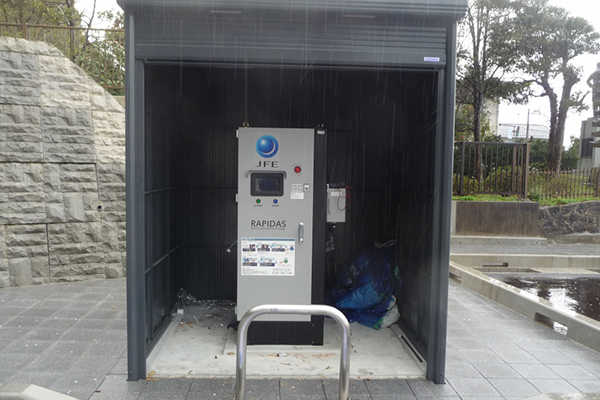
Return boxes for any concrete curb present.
[524,394,600,400]
[0,383,79,400]
[451,235,547,246]
[449,262,600,354]
[450,253,600,271]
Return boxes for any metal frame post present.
[235,304,351,400]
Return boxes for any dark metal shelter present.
[118,0,467,385]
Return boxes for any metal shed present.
[118,0,467,385]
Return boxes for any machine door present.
[237,127,315,322]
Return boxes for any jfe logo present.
[256,135,279,158]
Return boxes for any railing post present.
[235,304,351,400]
[70,27,75,62]
[523,143,530,198]
[511,146,517,195]
[459,141,465,196]
[21,22,29,39]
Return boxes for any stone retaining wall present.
[0,37,125,287]
[538,201,600,238]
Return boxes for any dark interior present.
[143,63,440,355]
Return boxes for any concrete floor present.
[1,278,600,399]
[147,303,424,379]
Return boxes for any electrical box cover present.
[327,188,347,223]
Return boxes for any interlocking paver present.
[1,276,599,400]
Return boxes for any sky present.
[77,0,600,147]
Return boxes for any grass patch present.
[452,194,519,202]
[538,197,599,207]
[453,194,599,207]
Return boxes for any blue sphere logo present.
[256,135,279,158]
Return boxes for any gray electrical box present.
[327,187,347,223]
[237,127,315,322]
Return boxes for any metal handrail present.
[235,304,351,400]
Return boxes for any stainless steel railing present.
[235,304,351,400]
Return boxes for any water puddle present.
[488,274,600,323]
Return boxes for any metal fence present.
[528,168,600,200]
[453,141,600,200]
[453,141,530,198]
[0,22,125,93]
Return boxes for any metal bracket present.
[235,304,351,400]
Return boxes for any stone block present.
[9,258,33,287]
[0,80,41,106]
[105,264,123,278]
[1,50,22,69]
[105,93,124,112]
[0,201,46,225]
[48,254,70,265]
[5,244,48,258]
[46,201,66,223]
[5,223,46,245]
[50,263,105,278]
[0,142,44,162]
[31,257,50,278]
[56,107,78,126]
[5,128,42,143]
[104,252,122,264]
[91,94,107,110]
[70,252,104,263]
[48,222,102,246]
[50,242,102,255]
[47,223,66,239]
[64,194,85,222]
[0,225,5,254]
[0,269,9,287]
[60,163,96,181]
[42,142,96,164]
[96,146,125,164]
[21,53,38,71]
[43,163,61,192]
[40,83,91,109]
[9,192,45,203]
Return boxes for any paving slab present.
[0,276,599,400]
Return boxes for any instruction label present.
[241,238,295,276]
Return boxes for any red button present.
[294,166,302,173]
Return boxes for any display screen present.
[251,173,284,196]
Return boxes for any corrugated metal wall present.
[134,7,447,67]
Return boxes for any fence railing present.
[528,168,600,200]
[0,22,125,93]
[453,141,600,200]
[453,141,530,198]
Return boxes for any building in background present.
[485,100,500,136]
[579,118,600,168]
[498,123,550,142]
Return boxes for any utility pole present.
[526,109,530,140]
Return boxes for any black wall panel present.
[145,63,440,356]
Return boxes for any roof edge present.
[117,0,468,20]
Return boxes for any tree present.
[456,0,530,180]
[520,137,580,170]
[454,103,496,141]
[0,0,81,26]
[76,10,124,95]
[512,0,600,171]
[561,137,580,170]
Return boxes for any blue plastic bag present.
[326,247,401,329]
